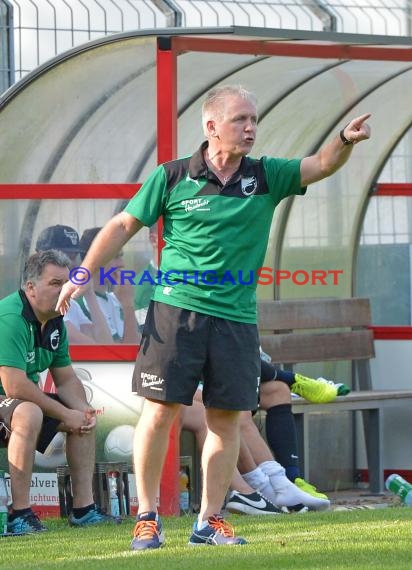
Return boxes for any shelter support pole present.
[156,36,180,516]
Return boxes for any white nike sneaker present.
[259,461,330,512]
[225,490,289,516]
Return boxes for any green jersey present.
[0,290,71,395]
[134,261,158,312]
[125,142,305,323]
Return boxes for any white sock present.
[242,466,279,505]
[259,460,286,478]
[242,466,268,489]
[258,461,330,511]
[197,518,209,530]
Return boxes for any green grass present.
[1,507,412,569]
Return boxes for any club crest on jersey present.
[241,176,257,196]
[50,329,60,351]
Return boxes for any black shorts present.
[132,301,260,410]
[0,394,65,453]
[249,359,279,416]
[260,359,278,383]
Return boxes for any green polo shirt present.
[0,290,71,395]
[125,142,305,323]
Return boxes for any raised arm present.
[300,113,371,187]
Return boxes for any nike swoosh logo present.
[237,495,267,509]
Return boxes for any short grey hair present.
[201,85,257,136]
[21,250,70,289]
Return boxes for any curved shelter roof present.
[0,26,411,298]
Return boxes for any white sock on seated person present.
[243,460,330,511]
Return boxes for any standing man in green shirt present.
[56,85,371,549]
[0,250,118,533]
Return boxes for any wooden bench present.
[258,297,412,493]
[291,390,412,493]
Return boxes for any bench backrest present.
[258,297,375,365]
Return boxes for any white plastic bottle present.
[0,470,8,535]
[108,471,120,517]
[179,469,190,514]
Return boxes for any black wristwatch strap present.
[340,128,353,146]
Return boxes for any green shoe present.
[335,383,351,396]
[295,478,329,500]
[291,374,337,403]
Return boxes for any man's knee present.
[10,401,43,434]
[205,408,241,433]
[260,380,291,408]
[141,399,180,430]
[181,400,206,434]
[239,410,253,428]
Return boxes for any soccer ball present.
[104,424,135,462]
[34,431,67,468]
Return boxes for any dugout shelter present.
[0,26,411,513]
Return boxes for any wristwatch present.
[339,128,353,146]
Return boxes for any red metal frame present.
[375,183,412,196]
[370,326,412,340]
[154,37,180,516]
[358,468,412,484]
[69,345,139,360]
[0,183,139,199]
[173,36,412,62]
[157,38,177,163]
[368,184,412,340]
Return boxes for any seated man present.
[228,408,330,513]
[78,227,139,344]
[181,359,349,514]
[0,250,119,533]
[256,356,349,494]
[35,224,113,345]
